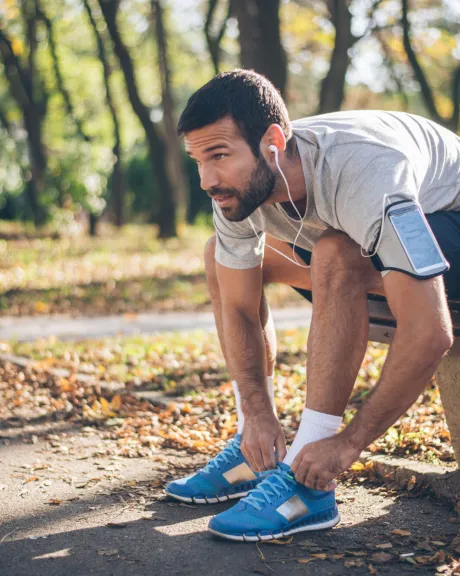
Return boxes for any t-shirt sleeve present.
[213,201,265,269]
[330,149,418,253]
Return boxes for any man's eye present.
[214,153,226,160]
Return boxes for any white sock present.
[283,408,342,466]
[232,376,276,435]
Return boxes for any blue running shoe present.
[208,462,340,541]
[166,434,263,504]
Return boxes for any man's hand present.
[291,433,360,491]
[241,410,287,472]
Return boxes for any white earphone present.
[248,144,309,269]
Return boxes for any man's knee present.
[311,230,380,292]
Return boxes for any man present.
[166,69,460,542]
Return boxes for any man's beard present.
[209,155,276,222]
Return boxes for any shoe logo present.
[276,494,310,523]
[223,463,257,485]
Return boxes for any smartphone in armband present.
[376,201,450,279]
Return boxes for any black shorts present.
[291,211,460,303]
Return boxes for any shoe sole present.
[208,513,341,542]
[165,490,250,504]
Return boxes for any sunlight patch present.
[154,516,213,536]
[33,548,72,560]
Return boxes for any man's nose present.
[199,164,220,191]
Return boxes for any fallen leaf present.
[430,550,446,564]
[415,555,433,565]
[375,543,392,550]
[371,552,393,564]
[24,476,39,483]
[407,475,417,491]
[266,536,294,545]
[297,558,316,564]
[368,564,377,575]
[311,553,327,559]
[111,395,122,411]
[391,529,412,537]
[47,499,62,505]
[345,559,365,568]
[298,539,318,548]
[97,549,118,557]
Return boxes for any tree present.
[37,2,91,143]
[0,0,48,225]
[83,0,126,228]
[316,0,385,113]
[401,0,459,132]
[151,0,189,226]
[204,0,231,74]
[231,0,288,98]
[317,0,354,113]
[98,0,177,238]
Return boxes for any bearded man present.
[166,69,460,542]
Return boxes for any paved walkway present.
[0,306,312,342]
[1,427,457,576]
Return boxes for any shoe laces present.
[243,466,296,511]
[201,436,241,475]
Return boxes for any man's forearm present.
[344,329,448,452]
[221,305,270,414]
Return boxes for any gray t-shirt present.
[214,110,460,270]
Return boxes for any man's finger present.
[261,442,276,471]
[290,452,301,474]
[316,475,336,492]
[294,459,309,486]
[251,445,266,472]
[305,468,319,490]
[275,432,287,463]
[241,442,257,471]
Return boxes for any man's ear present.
[260,124,286,158]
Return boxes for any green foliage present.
[0,0,459,230]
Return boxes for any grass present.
[0,222,305,316]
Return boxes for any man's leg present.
[284,229,385,464]
[205,231,384,463]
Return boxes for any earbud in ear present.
[268,145,277,153]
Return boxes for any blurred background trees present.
[0,0,458,238]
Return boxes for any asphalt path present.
[0,306,312,342]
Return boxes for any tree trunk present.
[89,213,99,236]
[231,0,287,98]
[204,0,231,74]
[317,0,353,114]
[98,0,176,238]
[401,0,460,133]
[151,0,189,226]
[0,19,48,226]
[37,2,91,142]
[83,0,126,227]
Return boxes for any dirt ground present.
[1,420,460,576]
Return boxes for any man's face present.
[184,117,276,221]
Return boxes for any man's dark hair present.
[177,69,292,158]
